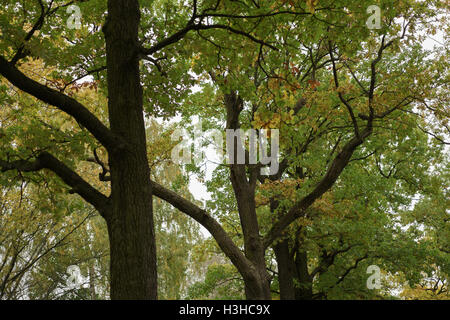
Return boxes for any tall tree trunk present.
[273,239,296,300]
[225,92,271,299]
[103,0,157,299]
[294,249,313,300]
[274,242,313,300]
[88,264,96,300]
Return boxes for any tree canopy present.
[0,0,448,300]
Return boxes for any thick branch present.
[0,56,126,154]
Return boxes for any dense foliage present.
[0,0,448,299]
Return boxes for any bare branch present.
[140,22,278,58]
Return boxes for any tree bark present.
[89,264,96,300]
[103,0,157,299]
